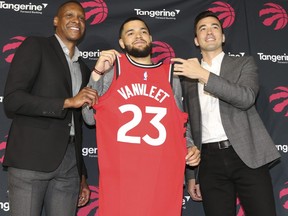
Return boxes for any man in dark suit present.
[3,1,98,215]
[172,11,281,216]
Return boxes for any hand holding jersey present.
[84,17,201,216]
[91,49,121,81]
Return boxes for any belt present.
[68,135,75,144]
[202,140,231,150]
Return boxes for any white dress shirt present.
[198,52,228,143]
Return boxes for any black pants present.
[199,146,277,216]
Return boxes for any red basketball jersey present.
[94,54,188,216]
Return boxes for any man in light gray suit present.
[172,11,280,216]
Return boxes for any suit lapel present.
[219,55,231,78]
[220,55,239,83]
[49,36,72,96]
[78,58,88,88]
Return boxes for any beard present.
[123,42,152,58]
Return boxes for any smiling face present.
[53,2,86,46]
[194,16,225,54]
[119,20,152,58]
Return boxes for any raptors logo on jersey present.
[94,54,188,216]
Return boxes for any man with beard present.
[82,17,200,216]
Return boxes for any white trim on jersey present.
[125,53,162,68]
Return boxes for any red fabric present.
[94,55,187,216]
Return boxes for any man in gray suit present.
[172,11,280,216]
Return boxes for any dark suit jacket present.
[3,35,91,177]
[182,54,281,181]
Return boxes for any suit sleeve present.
[3,37,66,119]
[172,75,194,147]
[181,78,201,182]
[82,67,114,125]
[204,56,259,110]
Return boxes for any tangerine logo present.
[80,50,101,61]
[0,202,9,212]
[134,8,180,20]
[228,52,245,57]
[82,147,98,157]
[259,3,287,30]
[276,144,288,153]
[257,52,288,64]
[0,1,48,14]
[280,181,288,210]
[81,0,108,25]
[269,86,288,117]
[208,1,235,28]
[152,41,175,64]
[2,36,26,63]
[77,185,99,216]
[0,136,7,164]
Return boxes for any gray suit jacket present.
[182,54,281,181]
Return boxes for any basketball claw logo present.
[0,136,7,164]
[81,0,108,25]
[152,41,175,64]
[236,198,245,216]
[280,181,288,210]
[259,3,287,30]
[77,185,99,216]
[208,1,235,28]
[269,86,288,117]
[2,36,26,63]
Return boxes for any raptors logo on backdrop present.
[152,41,175,64]
[269,86,288,117]
[2,36,26,63]
[236,198,245,216]
[208,1,235,28]
[81,0,108,25]
[0,136,7,164]
[77,185,99,216]
[259,3,287,30]
[279,181,288,210]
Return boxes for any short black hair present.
[118,17,151,38]
[56,1,84,16]
[194,10,224,36]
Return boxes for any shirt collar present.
[201,51,225,67]
[55,34,80,62]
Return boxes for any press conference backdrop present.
[0,0,287,215]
